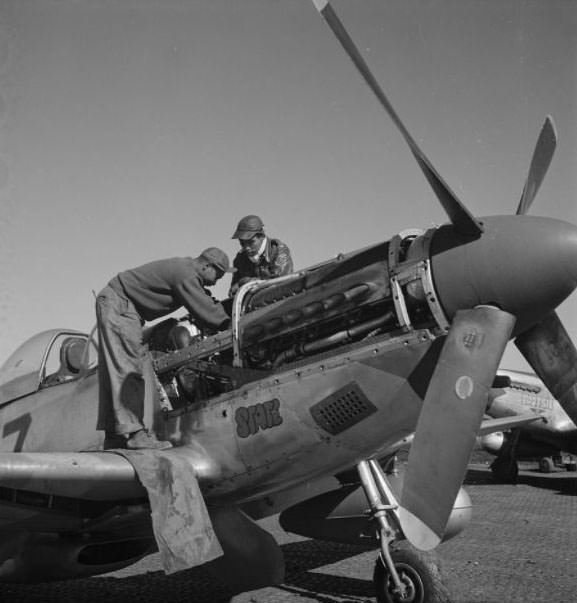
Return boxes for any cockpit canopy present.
[0,329,97,405]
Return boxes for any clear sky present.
[0,0,576,372]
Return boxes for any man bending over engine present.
[96,248,234,450]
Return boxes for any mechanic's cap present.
[232,214,264,240]
[200,247,235,273]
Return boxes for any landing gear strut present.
[490,456,519,482]
[357,460,450,603]
[490,429,520,482]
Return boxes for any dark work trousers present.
[96,285,155,436]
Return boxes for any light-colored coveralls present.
[96,257,229,436]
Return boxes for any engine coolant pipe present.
[271,310,396,368]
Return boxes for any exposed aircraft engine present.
[151,231,444,408]
[238,247,396,370]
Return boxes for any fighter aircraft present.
[479,369,577,481]
[2,1,577,601]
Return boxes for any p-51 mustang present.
[480,369,577,481]
[2,2,577,602]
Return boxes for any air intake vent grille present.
[310,382,376,435]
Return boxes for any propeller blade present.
[515,311,577,424]
[516,115,557,215]
[399,305,516,550]
[311,0,483,237]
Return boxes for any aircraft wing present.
[478,414,543,436]
[0,449,222,568]
[0,451,149,534]
[370,414,542,462]
[0,451,146,501]
[0,449,283,589]
[363,414,543,470]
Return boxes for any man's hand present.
[229,277,254,297]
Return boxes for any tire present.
[538,457,555,473]
[373,542,451,603]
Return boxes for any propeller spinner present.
[312,0,577,548]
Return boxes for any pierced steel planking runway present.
[2,464,576,603]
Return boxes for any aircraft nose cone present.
[535,216,577,292]
[430,215,577,333]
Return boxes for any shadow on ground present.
[465,466,577,495]
[1,538,377,603]
[4,466,574,603]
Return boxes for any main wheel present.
[538,457,555,473]
[373,542,451,603]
